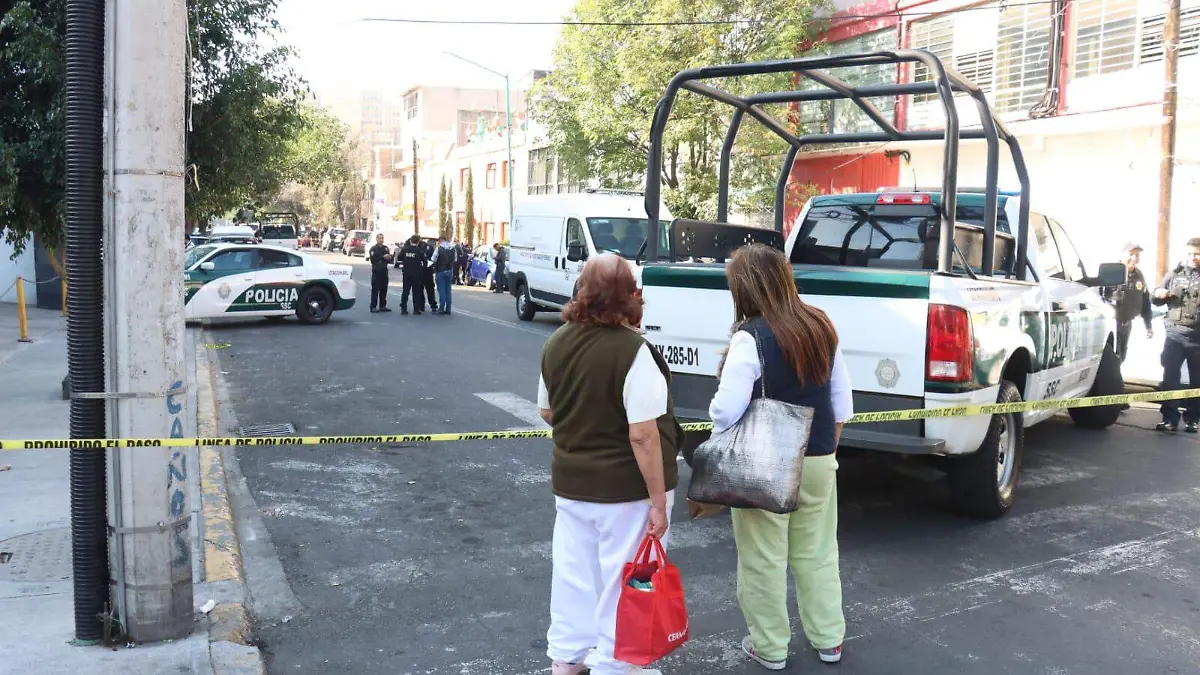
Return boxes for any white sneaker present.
[741,635,786,671]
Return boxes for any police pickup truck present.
[635,50,1128,517]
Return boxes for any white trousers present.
[546,491,675,675]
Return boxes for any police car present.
[184,243,356,324]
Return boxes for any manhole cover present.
[237,423,295,438]
[0,527,72,581]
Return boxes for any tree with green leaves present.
[268,106,353,225]
[0,0,66,254]
[0,0,309,252]
[185,0,307,227]
[439,178,449,239]
[531,0,827,221]
[464,169,476,247]
[445,177,455,237]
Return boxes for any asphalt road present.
[204,250,1200,675]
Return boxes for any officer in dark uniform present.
[1103,242,1154,363]
[418,238,438,312]
[492,243,508,293]
[1152,237,1200,432]
[367,233,392,313]
[399,234,427,315]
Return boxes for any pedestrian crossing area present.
[244,391,1200,674]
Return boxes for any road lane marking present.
[354,280,554,338]
[454,307,556,338]
[475,392,550,429]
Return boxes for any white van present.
[507,191,673,321]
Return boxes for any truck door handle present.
[554,257,559,268]
[1051,301,1065,311]
[1078,302,1088,311]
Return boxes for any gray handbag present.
[686,326,814,514]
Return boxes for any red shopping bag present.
[613,535,690,665]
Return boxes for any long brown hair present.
[726,243,838,385]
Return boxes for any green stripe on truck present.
[640,265,931,300]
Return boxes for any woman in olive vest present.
[707,243,854,669]
[537,254,684,675]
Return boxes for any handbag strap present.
[749,322,768,400]
[624,535,669,581]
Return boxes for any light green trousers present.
[730,454,844,660]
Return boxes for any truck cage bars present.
[642,49,1031,280]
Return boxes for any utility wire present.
[359,1,1059,28]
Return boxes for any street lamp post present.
[442,51,514,233]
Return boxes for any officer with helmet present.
[1152,237,1200,432]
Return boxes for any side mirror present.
[1090,262,1127,287]
[566,241,587,263]
[199,262,216,272]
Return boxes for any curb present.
[195,330,265,675]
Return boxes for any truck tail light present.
[877,193,931,205]
[926,304,973,382]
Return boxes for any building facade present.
[423,71,582,246]
[789,0,1199,272]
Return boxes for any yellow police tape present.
[4,387,1200,451]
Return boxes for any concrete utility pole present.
[1155,0,1181,281]
[104,0,193,641]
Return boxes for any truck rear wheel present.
[948,380,1024,519]
[1068,344,1124,430]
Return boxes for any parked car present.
[322,228,346,251]
[342,230,372,257]
[468,245,497,289]
[254,213,300,249]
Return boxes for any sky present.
[275,0,579,100]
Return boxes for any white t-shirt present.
[708,331,854,434]
[538,343,668,424]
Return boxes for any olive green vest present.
[540,323,683,503]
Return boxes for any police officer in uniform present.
[367,233,393,313]
[1103,242,1154,363]
[399,234,428,315]
[1152,237,1200,432]
[418,237,438,312]
[492,243,508,293]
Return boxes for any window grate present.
[993,1,1053,113]
[1141,6,1200,64]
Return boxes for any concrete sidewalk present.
[0,304,261,674]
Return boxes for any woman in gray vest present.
[706,243,853,669]
[537,254,684,675]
